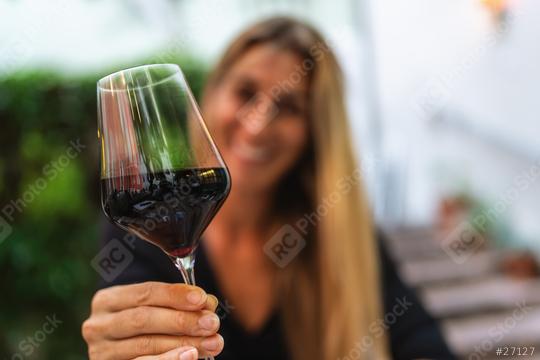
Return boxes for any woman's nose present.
[236,92,279,135]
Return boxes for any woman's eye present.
[279,102,303,115]
[236,87,256,102]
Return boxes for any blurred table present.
[383,225,540,359]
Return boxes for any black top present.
[98,223,455,360]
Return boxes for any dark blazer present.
[97,222,455,360]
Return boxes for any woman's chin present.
[227,165,277,194]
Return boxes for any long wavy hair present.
[201,17,388,360]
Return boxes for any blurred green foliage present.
[0,56,208,359]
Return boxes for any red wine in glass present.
[101,168,229,258]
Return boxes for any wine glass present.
[97,64,230,360]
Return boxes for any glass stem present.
[174,255,215,360]
[175,255,196,285]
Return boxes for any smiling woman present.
[199,19,384,359]
[83,17,454,360]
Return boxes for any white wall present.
[369,0,540,249]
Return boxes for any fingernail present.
[208,295,219,310]
[187,290,206,305]
[201,334,223,352]
[179,347,197,360]
[198,313,219,330]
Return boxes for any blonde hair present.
[202,17,388,360]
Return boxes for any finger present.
[205,295,219,312]
[103,307,219,339]
[134,346,198,360]
[92,282,209,313]
[107,334,224,359]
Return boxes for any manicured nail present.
[201,334,223,352]
[179,347,197,360]
[187,290,206,305]
[198,313,219,330]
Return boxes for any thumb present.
[134,346,198,360]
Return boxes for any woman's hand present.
[82,282,224,359]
